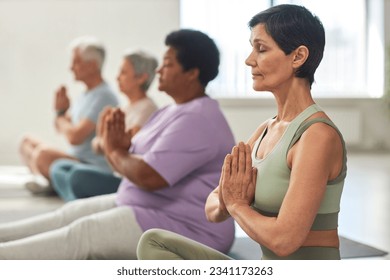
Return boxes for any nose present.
[245,51,256,67]
[156,65,163,74]
[70,62,77,73]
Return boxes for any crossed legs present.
[50,159,121,201]
[19,135,78,179]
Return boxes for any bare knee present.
[19,135,40,159]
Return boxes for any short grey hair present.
[123,50,158,91]
[70,36,105,70]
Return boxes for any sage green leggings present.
[137,229,232,260]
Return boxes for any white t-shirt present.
[122,97,158,131]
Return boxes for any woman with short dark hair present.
[137,4,347,260]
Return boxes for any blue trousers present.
[50,159,121,201]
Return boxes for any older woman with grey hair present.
[49,50,158,201]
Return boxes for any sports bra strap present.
[288,117,347,184]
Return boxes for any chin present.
[252,84,264,92]
[253,82,272,92]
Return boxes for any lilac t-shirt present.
[116,96,235,253]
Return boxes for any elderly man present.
[19,36,119,194]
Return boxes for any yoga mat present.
[229,236,388,260]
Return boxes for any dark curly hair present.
[165,29,220,87]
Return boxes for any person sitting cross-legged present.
[19,36,119,195]
[50,50,158,201]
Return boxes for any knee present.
[50,159,73,177]
[55,198,88,222]
[137,229,170,260]
[18,135,30,153]
[18,134,38,156]
[68,168,89,196]
[50,160,81,201]
[19,134,33,147]
[50,159,71,184]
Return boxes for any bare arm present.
[223,124,343,257]
[205,120,268,223]
[205,184,230,222]
[55,116,96,145]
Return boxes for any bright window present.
[180,0,384,98]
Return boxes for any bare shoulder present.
[306,113,342,140]
[294,119,344,180]
[301,120,342,152]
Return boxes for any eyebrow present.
[249,37,268,47]
[251,37,267,44]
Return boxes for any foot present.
[24,177,56,196]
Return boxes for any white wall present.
[219,0,390,151]
[0,0,179,164]
[219,97,390,151]
[1,0,390,165]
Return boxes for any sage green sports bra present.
[251,104,347,260]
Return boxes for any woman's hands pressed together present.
[219,142,257,215]
[102,108,132,155]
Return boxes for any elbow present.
[264,236,302,257]
[204,200,214,222]
[68,137,83,146]
[205,213,213,222]
[205,211,215,223]
[129,165,168,191]
[271,245,297,258]
[67,134,84,145]
[204,203,227,223]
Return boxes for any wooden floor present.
[0,151,389,259]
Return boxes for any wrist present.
[56,109,67,117]
[226,202,249,217]
[107,146,127,158]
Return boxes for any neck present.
[272,79,314,122]
[173,83,206,104]
[126,88,147,104]
[84,74,104,90]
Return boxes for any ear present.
[186,68,200,82]
[292,45,309,69]
[86,60,100,73]
[136,73,149,85]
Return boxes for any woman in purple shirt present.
[0,29,235,260]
